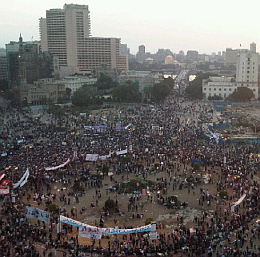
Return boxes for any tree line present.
[72,73,174,107]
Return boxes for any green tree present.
[121,178,155,193]
[219,190,228,199]
[48,203,58,213]
[96,73,113,90]
[112,81,141,102]
[72,86,93,107]
[112,84,127,102]
[151,78,173,103]
[167,195,181,207]
[145,217,153,225]
[48,104,65,119]
[185,72,219,99]
[227,87,254,102]
[193,162,200,171]
[65,88,72,100]
[105,199,116,211]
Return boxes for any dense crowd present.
[0,89,259,257]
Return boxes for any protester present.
[0,89,259,257]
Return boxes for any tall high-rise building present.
[250,42,256,53]
[138,45,145,55]
[5,34,54,88]
[236,50,259,99]
[186,50,198,62]
[40,4,128,77]
[0,49,7,80]
[225,48,238,66]
[136,45,146,63]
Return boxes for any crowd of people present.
[0,87,259,257]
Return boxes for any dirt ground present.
[26,158,260,257]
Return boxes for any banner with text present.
[0,186,9,194]
[60,215,152,235]
[26,206,50,223]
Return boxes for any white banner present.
[0,172,5,182]
[45,158,70,171]
[13,169,29,189]
[79,225,103,239]
[116,149,128,156]
[149,231,157,240]
[85,154,99,162]
[0,186,9,194]
[99,154,111,160]
[60,215,152,234]
[60,215,83,227]
[26,206,50,223]
[230,194,246,212]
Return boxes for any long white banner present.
[230,194,246,212]
[60,215,152,235]
[13,169,29,189]
[45,158,70,171]
[85,149,128,162]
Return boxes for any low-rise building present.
[20,78,65,105]
[202,76,258,100]
[203,76,236,100]
[118,71,164,93]
[57,76,97,93]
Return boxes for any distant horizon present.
[1,0,259,55]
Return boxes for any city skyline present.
[1,0,260,55]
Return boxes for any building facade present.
[57,75,97,93]
[250,42,256,53]
[235,50,259,99]
[20,78,65,105]
[186,50,198,62]
[5,35,54,88]
[202,77,236,100]
[118,71,164,93]
[0,49,7,80]
[202,76,258,100]
[236,50,258,87]
[225,48,238,66]
[40,4,128,77]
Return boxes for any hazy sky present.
[1,0,259,55]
